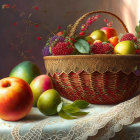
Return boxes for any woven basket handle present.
[68,10,129,37]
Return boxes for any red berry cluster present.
[79,15,101,36]
[120,33,137,42]
[91,42,114,54]
[52,42,74,55]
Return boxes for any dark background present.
[0,0,138,79]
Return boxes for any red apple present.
[0,77,33,121]
[100,27,117,39]
[30,75,53,107]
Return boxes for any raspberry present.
[52,42,74,55]
[91,42,113,54]
[120,33,137,42]
[91,43,103,54]
[103,43,114,54]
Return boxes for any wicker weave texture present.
[44,55,140,75]
[49,71,140,104]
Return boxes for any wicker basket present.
[43,11,140,104]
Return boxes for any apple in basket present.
[0,77,33,121]
[90,30,107,42]
[30,75,53,107]
[100,27,117,39]
[114,40,136,54]
[108,36,118,47]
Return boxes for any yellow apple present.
[90,30,107,42]
[114,40,136,54]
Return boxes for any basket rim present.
[43,54,140,60]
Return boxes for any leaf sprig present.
[135,21,140,39]
[57,100,89,120]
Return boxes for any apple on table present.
[37,89,61,116]
[0,77,33,121]
[30,75,53,107]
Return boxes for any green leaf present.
[57,102,63,112]
[62,104,80,113]
[74,39,90,53]
[137,42,140,49]
[135,22,140,39]
[70,111,89,116]
[72,100,89,109]
[58,110,77,120]
[135,26,140,32]
[102,41,109,44]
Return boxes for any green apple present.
[9,61,41,84]
[114,40,136,54]
[37,89,61,116]
[90,30,107,42]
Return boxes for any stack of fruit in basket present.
[42,16,140,56]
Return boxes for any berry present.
[50,36,65,44]
[87,20,92,25]
[69,38,77,43]
[81,28,85,31]
[49,35,65,48]
[79,32,85,36]
[91,42,113,54]
[120,33,137,42]
[42,46,50,56]
[37,36,42,40]
[52,42,74,55]
[136,49,140,54]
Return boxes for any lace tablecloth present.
[0,94,140,140]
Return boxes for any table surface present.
[0,96,140,140]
